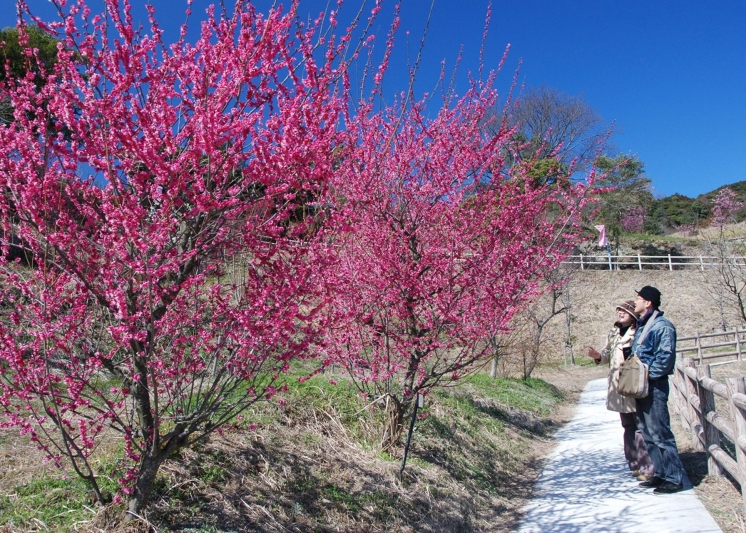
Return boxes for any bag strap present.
[635,309,660,351]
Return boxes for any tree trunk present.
[126,454,165,520]
[523,325,544,379]
[381,395,406,452]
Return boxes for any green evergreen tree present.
[593,154,653,251]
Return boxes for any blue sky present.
[4,0,745,198]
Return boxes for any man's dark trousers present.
[636,377,685,485]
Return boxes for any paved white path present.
[517,378,723,533]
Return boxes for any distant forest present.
[647,181,746,234]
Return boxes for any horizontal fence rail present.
[672,358,746,510]
[564,254,746,271]
[677,329,746,365]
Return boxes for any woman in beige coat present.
[589,300,653,480]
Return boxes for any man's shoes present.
[654,481,684,494]
[639,476,664,488]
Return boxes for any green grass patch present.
[432,392,505,436]
[281,371,379,443]
[623,232,699,244]
[0,473,118,531]
[461,374,565,416]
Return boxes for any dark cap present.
[636,286,661,307]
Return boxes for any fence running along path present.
[564,254,746,271]
[672,357,746,510]
[677,329,746,366]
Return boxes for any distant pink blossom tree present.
[676,222,698,237]
[711,187,743,227]
[620,205,645,233]
[0,0,372,517]
[704,187,746,327]
[318,75,591,450]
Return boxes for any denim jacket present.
[631,310,677,380]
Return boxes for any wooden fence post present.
[684,358,704,451]
[697,364,723,476]
[580,254,584,271]
[726,377,746,512]
[674,362,689,430]
[696,333,703,364]
[737,330,743,362]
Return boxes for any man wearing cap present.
[588,300,654,480]
[632,285,686,494]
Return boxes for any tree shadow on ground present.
[145,422,496,533]
[410,395,560,533]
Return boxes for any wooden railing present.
[672,359,746,509]
[564,254,746,271]
[677,329,746,365]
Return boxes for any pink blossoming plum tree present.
[319,74,592,450]
[711,187,743,228]
[0,0,372,517]
[620,205,646,233]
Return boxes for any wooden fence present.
[676,329,746,365]
[564,254,746,271]
[672,358,746,509]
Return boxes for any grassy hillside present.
[0,367,601,533]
